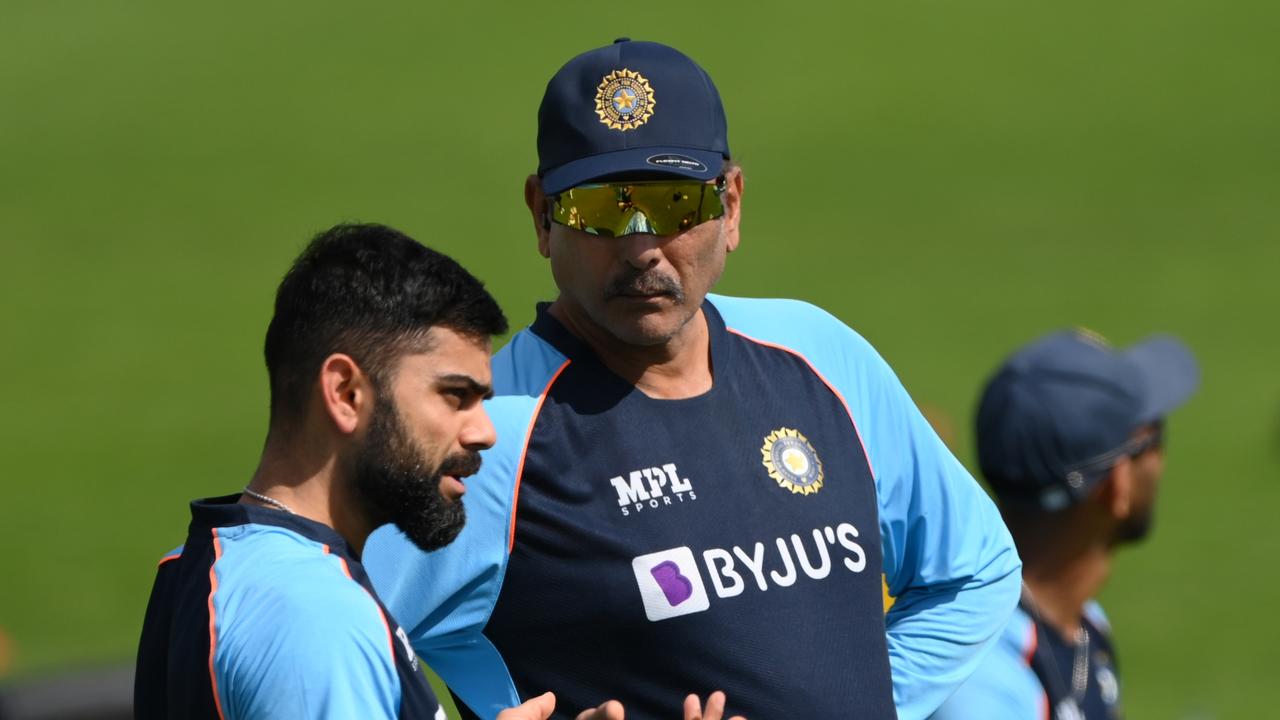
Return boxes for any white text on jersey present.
[609,463,697,516]
[632,522,869,621]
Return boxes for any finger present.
[530,691,557,716]
[702,691,727,720]
[683,693,703,720]
[499,691,556,720]
[576,699,625,720]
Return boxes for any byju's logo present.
[631,547,710,621]
[650,562,693,605]
[632,522,870,622]
[609,463,696,517]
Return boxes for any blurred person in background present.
[0,627,9,719]
[366,38,1021,720]
[932,329,1199,720]
[134,224,737,720]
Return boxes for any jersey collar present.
[187,493,359,560]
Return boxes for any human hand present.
[496,691,557,720]
[500,690,746,720]
[573,691,745,720]
[683,691,745,720]
[574,699,625,720]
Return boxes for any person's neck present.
[242,427,375,556]
[549,300,713,399]
[1021,540,1113,639]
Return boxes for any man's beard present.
[353,397,480,552]
[1114,505,1154,545]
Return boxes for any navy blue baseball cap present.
[976,329,1200,511]
[536,39,730,195]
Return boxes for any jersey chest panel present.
[484,330,896,718]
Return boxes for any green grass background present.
[1,1,1277,716]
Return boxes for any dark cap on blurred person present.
[536,38,730,194]
[977,329,1200,511]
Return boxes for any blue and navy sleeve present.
[364,330,569,718]
[930,609,1045,719]
[210,527,404,719]
[712,295,1023,720]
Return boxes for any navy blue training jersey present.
[480,302,895,718]
[366,295,1023,720]
[135,495,442,720]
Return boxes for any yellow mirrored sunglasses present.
[550,177,726,237]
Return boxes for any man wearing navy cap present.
[366,39,1021,719]
[932,330,1199,720]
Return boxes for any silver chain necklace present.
[1069,625,1091,702]
[242,487,296,515]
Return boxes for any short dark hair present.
[264,223,508,421]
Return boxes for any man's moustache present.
[604,271,684,301]
[438,451,482,479]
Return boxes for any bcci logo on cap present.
[631,547,710,621]
[595,68,655,131]
[761,427,824,495]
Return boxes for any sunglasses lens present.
[551,180,725,236]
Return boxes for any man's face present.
[1116,422,1166,544]
[529,169,743,347]
[352,328,496,552]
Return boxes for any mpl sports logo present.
[609,462,696,517]
[631,522,870,621]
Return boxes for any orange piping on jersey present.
[508,359,572,553]
[207,529,227,720]
[158,551,182,567]
[1022,621,1050,720]
[725,328,877,479]
[1022,620,1038,665]
[328,548,397,662]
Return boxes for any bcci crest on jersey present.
[761,428,825,495]
[609,462,696,517]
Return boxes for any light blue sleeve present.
[930,609,1045,720]
[364,330,569,719]
[711,295,1023,720]
[210,525,400,719]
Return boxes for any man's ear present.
[721,165,744,254]
[525,174,552,258]
[318,353,371,436]
[1096,456,1135,520]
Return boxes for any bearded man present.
[135,224,736,720]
